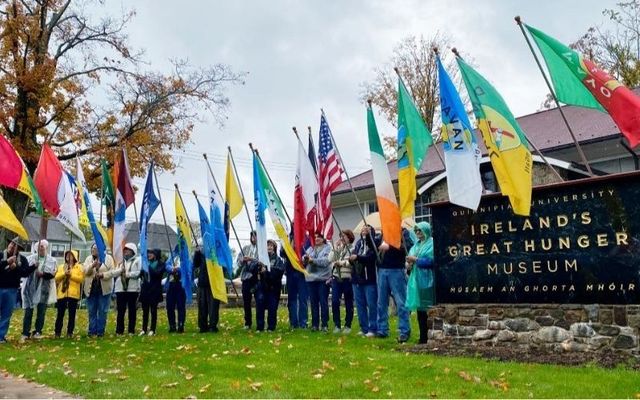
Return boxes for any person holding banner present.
[255,239,285,332]
[0,238,34,344]
[21,239,57,340]
[139,249,165,336]
[237,231,259,330]
[83,243,116,337]
[166,253,186,333]
[195,244,219,333]
[329,230,355,334]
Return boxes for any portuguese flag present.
[456,56,533,216]
[526,24,640,148]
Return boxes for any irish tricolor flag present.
[367,104,401,249]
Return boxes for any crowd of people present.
[0,222,435,345]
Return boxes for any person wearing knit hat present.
[112,242,141,335]
[21,239,57,341]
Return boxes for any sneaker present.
[0,338,7,344]
[147,331,155,336]
[310,326,318,332]
[357,331,366,336]
[342,327,351,335]
[397,334,409,343]
[321,327,329,333]
[243,325,251,330]
[365,332,376,338]
[138,330,147,336]
[333,327,341,334]
[32,332,43,340]
[20,335,29,342]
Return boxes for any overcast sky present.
[94,0,614,247]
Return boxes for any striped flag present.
[317,114,343,239]
[294,137,318,256]
[367,105,402,249]
[76,157,108,262]
[113,149,135,265]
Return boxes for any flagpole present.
[450,48,565,183]
[192,190,240,299]
[224,148,255,232]
[320,110,380,258]
[174,183,199,250]
[514,16,594,177]
[99,164,104,226]
[248,143,293,226]
[151,164,175,258]
[202,156,248,258]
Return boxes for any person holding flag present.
[194,242,219,334]
[53,250,84,339]
[236,231,260,330]
[166,251,187,334]
[112,243,141,335]
[21,240,57,341]
[0,238,35,344]
[139,249,165,336]
[83,243,116,338]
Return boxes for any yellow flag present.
[0,194,28,240]
[175,190,193,252]
[225,153,243,220]
[206,259,228,303]
[76,158,90,227]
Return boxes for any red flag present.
[34,145,64,216]
[294,138,318,256]
[0,135,24,189]
[317,115,343,239]
[116,149,135,207]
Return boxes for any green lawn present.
[0,307,638,398]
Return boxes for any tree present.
[360,33,461,159]
[0,0,245,227]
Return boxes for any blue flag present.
[437,56,482,210]
[207,173,234,278]
[139,162,160,273]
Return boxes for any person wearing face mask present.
[21,239,57,341]
[303,232,332,332]
[139,249,165,336]
[113,243,141,335]
[0,238,34,344]
[83,243,116,338]
[54,250,84,338]
[405,222,436,345]
[255,239,285,332]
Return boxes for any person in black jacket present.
[349,225,379,337]
[256,240,285,332]
[165,253,186,333]
[0,237,35,344]
[139,249,165,336]
[194,247,220,333]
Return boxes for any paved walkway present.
[0,371,74,399]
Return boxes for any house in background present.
[21,214,178,262]
[332,98,640,231]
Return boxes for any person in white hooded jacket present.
[21,239,57,340]
[113,243,141,335]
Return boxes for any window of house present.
[366,201,378,215]
[414,191,432,224]
[481,165,499,193]
[50,244,66,258]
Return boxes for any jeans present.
[307,281,329,329]
[256,284,281,331]
[54,298,78,337]
[167,282,186,331]
[353,283,378,334]
[22,303,48,336]
[286,271,308,328]
[377,268,411,337]
[197,284,219,332]
[331,278,354,329]
[0,288,17,340]
[86,293,111,336]
[241,279,258,328]
[141,301,159,333]
[116,292,138,334]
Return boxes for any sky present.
[92,0,615,248]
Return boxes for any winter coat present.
[55,251,84,300]
[22,254,57,307]
[330,242,354,281]
[351,227,379,286]
[0,250,33,289]
[113,256,142,293]
[139,251,165,304]
[304,243,332,282]
[82,254,116,297]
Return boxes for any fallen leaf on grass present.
[489,379,509,392]
[118,375,129,381]
[91,378,107,384]
[230,380,241,389]
[249,382,263,391]
[106,369,121,375]
[287,344,293,349]
[443,367,450,374]
[272,384,281,391]
[371,386,380,393]
[7,357,15,362]
[240,347,252,354]
[143,385,149,393]
[199,384,211,393]
[458,371,472,382]
[246,364,255,369]
[162,382,179,388]
[322,360,335,371]
[313,373,324,379]
[185,374,194,381]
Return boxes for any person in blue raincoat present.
[405,222,435,345]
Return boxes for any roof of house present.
[334,89,637,194]
[23,214,75,242]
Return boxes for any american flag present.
[317,114,343,239]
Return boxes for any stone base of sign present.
[427,304,640,353]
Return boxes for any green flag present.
[101,159,115,206]
[525,24,604,112]
[25,172,43,215]
[397,78,433,218]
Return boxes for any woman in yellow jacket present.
[54,250,84,338]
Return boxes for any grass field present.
[0,307,638,398]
